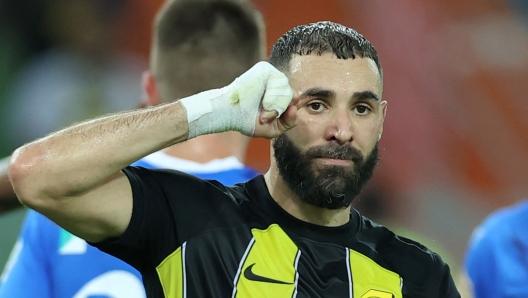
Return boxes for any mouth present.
[315,157,353,166]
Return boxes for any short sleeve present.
[430,251,460,298]
[91,166,241,272]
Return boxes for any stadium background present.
[1,0,527,280]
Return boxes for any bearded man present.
[9,21,460,297]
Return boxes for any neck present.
[163,132,249,163]
[264,167,351,227]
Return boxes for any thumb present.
[277,104,298,133]
[275,88,300,132]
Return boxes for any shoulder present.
[122,166,207,189]
[368,218,439,261]
[465,200,528,272]
[357,215,441,265]
[357,215,455,293]
[464,200,528,297]
[468,200,528,251]
[122,165,252,205]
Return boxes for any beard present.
[273,134,379,210]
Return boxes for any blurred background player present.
[0,0,265,297]
[2,0,528,290]
[460,198,528,298]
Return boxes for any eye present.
[307,102,326,112]
[354,105,371,115]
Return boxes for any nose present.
[324,109,353,144]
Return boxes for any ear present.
[141,71,160,106]
[378,100,388,138]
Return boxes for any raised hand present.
[180,61,297,139]
[254,87,299,139]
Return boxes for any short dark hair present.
[269,21,382,79]
[152,0,265,101]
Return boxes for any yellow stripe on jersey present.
[234,224,299,297]
[156,244,185,298]
[348,249,402,298]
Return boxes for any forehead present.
[287,54,383,97]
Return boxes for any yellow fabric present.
[349,249,402,298]
[234,224,299,297]
[156,245,185,298]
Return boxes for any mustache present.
[304,144,363,162]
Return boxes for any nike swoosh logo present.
[243,263,293,285]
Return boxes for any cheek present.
[287,116,324,146]
[355,120,383,145]
[364,120,382,134]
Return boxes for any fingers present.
[254,104,297,139]
[278,104,298,131]
[250,61,300,138]
[290,89,301,107]
[259,110,278,124]
[261,71,293,117]
[256,96,298,138]
[259,88,299,125]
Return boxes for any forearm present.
[9,102,188,204]
[7,62,294,241]
[9,61,294,206]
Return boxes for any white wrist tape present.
[180,61,293,138]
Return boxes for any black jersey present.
[93,166,459,298]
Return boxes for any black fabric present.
[92,166,460,298]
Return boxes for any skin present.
[265,53,387,227]
[0,57,263,216]
[7,53,383,245]
[6,0,273,252]
[141,71,251,164]
[8,73,298,243]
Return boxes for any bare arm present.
[0,156,22,214]
[8,62,296,244]
[9,103,189,243]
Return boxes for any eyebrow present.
[301,88,380,102]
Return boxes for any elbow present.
[8,146,52,210]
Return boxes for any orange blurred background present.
[1,0,527,274]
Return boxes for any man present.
[0,0,264,297]
[8,20,460,297]
[461,199,528,298]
